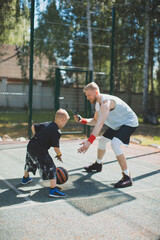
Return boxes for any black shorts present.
[24,150,57,180]
[103,125,137,145]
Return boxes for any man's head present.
[83,82,100,104]
[55,108,70,129]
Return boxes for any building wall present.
[0,44,52,81]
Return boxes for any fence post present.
[84,71,88,134]
[2,78,7,107]
[86,70,92,137]
[110,6,115,95]
[28,0,35,139]
[54,68,60,112]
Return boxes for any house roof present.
[0,44,55,81]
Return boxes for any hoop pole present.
[110,6,115,95]
[28,0,35,139]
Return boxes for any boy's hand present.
[55,153,63,162]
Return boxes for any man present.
[74,82,138,188]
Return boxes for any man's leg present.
[116,154,128,171]
[84,136,110,172]
[97,148,106,162]
[111,137,132,188]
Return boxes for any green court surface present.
[0,140,160,240]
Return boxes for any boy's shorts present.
[103,125,137,145]
[24,150,57,180]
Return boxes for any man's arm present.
[91,100,115,137]
[78,99,116,154]
[84,111,98,126]
[74,111,98,126]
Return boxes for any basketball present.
[56,167,69,184]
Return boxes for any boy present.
[21,108,70,197]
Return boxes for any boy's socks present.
[23,175,29,179]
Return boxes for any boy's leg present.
[21,151,37,185]
[24,171,29,178]
[50,178,56,188]
[22,170,32,185]
[24,151,38,175]
[42,153,67,197]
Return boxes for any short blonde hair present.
[83,82,99,93]
[55,108,70,120]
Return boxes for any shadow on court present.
[1,166,159,215]
[61,173,136,216]
[1,147,160,215]
[0,142,160,216]
[0,173,136,216]
[1,166,160,215]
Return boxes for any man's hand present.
[78,140,91,154]
[74,114,81,122]
[73,111,82,123]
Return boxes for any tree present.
[0,0,30,45]
[34,1,72,64]
[87,0,94,76]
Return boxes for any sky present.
[34,0,48,28]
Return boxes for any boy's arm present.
[31,125,36,135]
[54,147,63,162]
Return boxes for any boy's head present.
[55,108,70,129]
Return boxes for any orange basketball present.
[56,167,69,184]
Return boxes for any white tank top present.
[95,94,139,130]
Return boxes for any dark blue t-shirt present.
[28,121,61,153]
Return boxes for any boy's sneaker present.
[114,173,133,188]
[21,176,32,185]
[84,162,102,172]
[49,188,67,198]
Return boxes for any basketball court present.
[0,139,160,240]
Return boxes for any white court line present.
[0,174,36,205]
[0,183,160,211]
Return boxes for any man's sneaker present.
[21,176,32,185]
[49,188,67,198]
[114,173,133,188]
[84,162,102,172]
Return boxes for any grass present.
[132,134,160,146]
[0,111,160,147]
[0,111,54,123]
